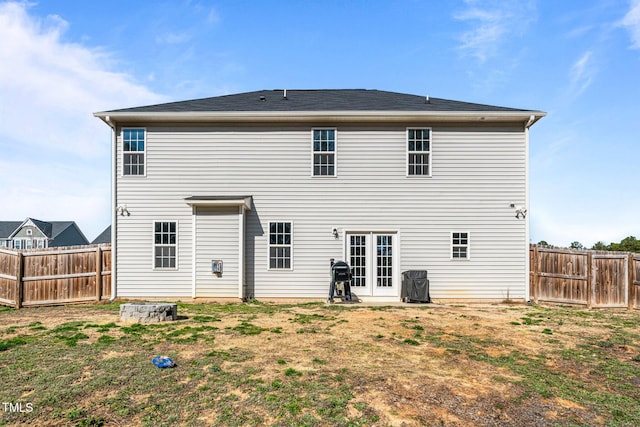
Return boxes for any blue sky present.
[0,0,639,246]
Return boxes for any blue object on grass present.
[152,355,175,368]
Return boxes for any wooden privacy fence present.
[0,245,111,308]
[530,245,640,309]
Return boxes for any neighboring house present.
[92,226,111,244]
[94,89,545,302]
[0,218,89,249]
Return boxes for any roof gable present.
[26,218,53,238]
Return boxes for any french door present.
[347,233,398,297]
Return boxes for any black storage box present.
[401,270,431,303]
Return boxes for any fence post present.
[628,253,634,311]
[587,251,593,309]
[96,246,102,301]
[531,245,538,303]
[15,252,24,309]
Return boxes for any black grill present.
[328,260,352,303]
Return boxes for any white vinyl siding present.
[115,124,527,300]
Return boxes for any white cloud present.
[0,2,164,156]
[569,51,595,96]
[454,0,536,62]
[0,2,166,240]
[621,0,640,48]
[156,31,191,45]
[207,8,220,25]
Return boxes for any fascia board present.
[95,110,546,125]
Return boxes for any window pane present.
[312,130,335,176]
[269,222,292,269]
[154,222,177,268]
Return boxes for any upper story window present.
[407,128,431,176]
[154,221,177,269]
[123,128,145,176]
[269,221,292,269]
[312,129,336,176]
[452,232,469,259]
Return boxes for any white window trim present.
[152,220,179,270]
[122,127,147,177]
[406,127,432,178]
[267,221,294,271]
[311,128,337,178]
[451,231,470,260]
[26,229,33,236]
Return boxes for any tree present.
[570,241,584,250]
[591,241,608,251]
[537,240,549,246]
[609,236,640,253]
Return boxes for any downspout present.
[105,115,118,302]
[524,115,534,303]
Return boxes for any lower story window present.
[269,222,292,269]
[452,232,469,259]
[154,221,177,268]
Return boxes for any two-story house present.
[95,89,544,302]
[0,218,89,249]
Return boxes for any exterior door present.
[347,233,397,297]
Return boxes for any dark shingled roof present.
[91,226,111,244]
[0,222,22,239]
[102,89,535,114]
[0,219,82,239]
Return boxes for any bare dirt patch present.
[0,301,639,426]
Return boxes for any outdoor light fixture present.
[117,204,130,216]
[332,228,339,239]
[515,207,527,219]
